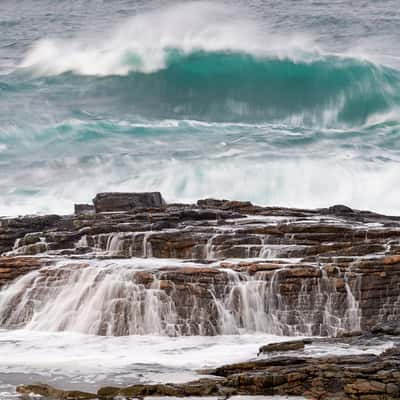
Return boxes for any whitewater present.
[0,0,400,215]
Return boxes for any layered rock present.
[1,194,400,336]
[0,256,49,286]
[92,192,166,213]
[2,193,400,399]
[17,343,400,400]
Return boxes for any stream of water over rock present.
[0,258,362,337]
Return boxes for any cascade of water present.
[217,269,275,334]
[12,238,21,250]
[0,261,365,337]
[258,236,271,258]
[142,232,153,258]
[320,266,342,337]
[205,234,218,259]
[5,235,48,256]
[0,263,180,335]
[86,232,153,257]
[75,234,88,248]
[343,269,362,332]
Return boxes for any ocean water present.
[1,0,400,215]
[0,329,391,398]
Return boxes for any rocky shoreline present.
[2,192,400,399]
[16,337,400,399]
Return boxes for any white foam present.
[19,2,317,76]
[0,329,288,388]
[2,154,400,217]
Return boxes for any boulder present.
[16,384,96,399]
[93,192,165,213]
[74,204,95,215]
[258,339,312,354]
[371,321,400,336]
[325,204,354,215]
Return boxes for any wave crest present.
[20,1,316,76]
[15,2,400,126]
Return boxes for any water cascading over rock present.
[1,193,400,337]
[0,260,362,336]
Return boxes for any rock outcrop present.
[3,193,400,399]
[1,194,400,335]
[258,339,312,354]
[0,256,49,286]
[92,192,166,213]
[17,344,400,399]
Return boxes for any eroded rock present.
[93,192,165,213]
[17,345,400,400]
[258,339,312,354]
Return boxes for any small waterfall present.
[320,266,342,336]
[0,261,363,337]
[75,234,88,248]
[0,263,179,335]
[216,269,273,334]
[12,238,21,250]
[343,270,362,332]
[218,266,363,337]
[205,234,218,259]
[376,268,400,324]
[142,232,153,258]
[85,232,153,258]
[5,236,48,256]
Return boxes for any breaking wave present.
[1,1,400,215]
[16,1,400,125]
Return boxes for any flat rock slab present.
[258,339,312,354]
[93,192,165,213]
[0,256,49,287]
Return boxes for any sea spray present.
[1,2,400,216]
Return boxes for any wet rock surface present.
[92,192,166,213]
[1,194,400,335]
[2,193,400,399]
[16,342,400,399]
[258,339,311,354]
[0,256,50,286]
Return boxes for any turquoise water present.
[1,1,400,215]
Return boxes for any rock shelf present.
[1,192,400,398]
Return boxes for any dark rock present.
[197,198,228,208]
[325,204,354,215]
[98,379,223,398]
[93,192,166,213]
[197,198,254,211]
[16,383,96,399]
[0,256,49,287]
[336,330,363,338]
[371,321,400,336]
[21,346,400,399]
[3,194,400,336]
[74,204,95,215]
[258,339,312,354]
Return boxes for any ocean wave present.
[11,51,400,126]
[20,2,316,76]
[9,2,399,126]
